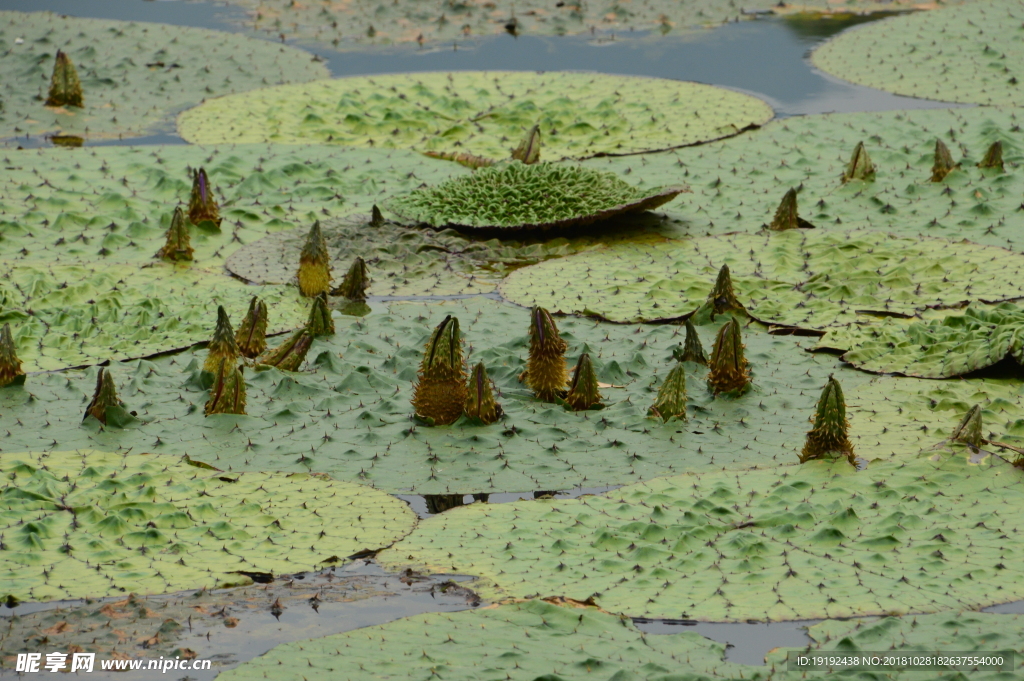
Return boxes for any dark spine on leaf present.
[464,362,502,424]
[308,293,335,336]
[511,124,541,164]
[156,206,194,261]
[677,318,707,365]
[84,368,121,424]
[768,188,814,230]
[707,318,750,395]
[412,315,468,425]
[298,220,331,297]
[203,306,240,373]
[235,296,268,358]
[187,167,221,227]
[799,376,854,465]
[45,50,83,108]
[950,404,983,448]
[205,358,247,415]
[565,353,602,411]
[257,328,313,372]
[649,362,687,421]
[0,323,25,387]
[978,141,1004,171]
[334,257,369,302]
[842,141,875,182]
[526,307,568,402]
[931,139,959,182]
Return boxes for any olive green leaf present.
[0,450,415,602]
[177,71,773,158]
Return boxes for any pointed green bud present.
[768,188,814,231]
[235,296,268,358]
[707,265,745,318]
[204,358,247,415]
[950,404,983,448]
[84,368,122,424]
[203,306,240,373]
[45,49,83,108]
[156,206,194,261]
[256,327,313,372]
[565,353,602,411]
[649,362,687,421]
[370,204,384,227]
[308,292,335,337]
[673,318,707,365]
[978,141,1004,172]
[334,256,369,302]
[187,167,221,227]
[0,323,25,388]
[526,306,568,402]
[412,316,467,425]
[511,124,541,164]
[931,139,959,182]
[799,376,854,465]
[464,362,502,424]
[842,141,875,183]
[707,318,750,395]
[298,220,331,297]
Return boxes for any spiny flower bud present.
[0,323,25,387]
[842,141,875,183]
[84,368,122,424]
[511,124,541,164]
[235,296,268,358]
[649,362,687,421]
[370,204,384,227]
[704,264,745,319]
[931,139,959,182]
[334,257,369,302]
[707,318,750,395]
[45,49,83,108]
[767,187,814,231]
[308,292,335,336]
[978,141,1004,171]
[298,220,331,297]
[799,376,854,465]
[203,306,240,373]
[950,404,983,448]
[412,316,468,425]
[204,358,247,415]
[257,328,313,372]
[156,206,194,261]
[464,362,502,424]
[673,318,707,365]
[565,353,601,411]
[525,307,568,402]
[187,167,221,227]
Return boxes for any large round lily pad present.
[380,447,1024,621]
[0,450,415,603]
[176,71,774,158]
[813,0,1024,106]
[498,229,1024,329]
[0,11,328,140]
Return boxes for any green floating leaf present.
[0,10,328,139]
[0,450,415,602]
[499,229,1024,329]
[178,71,773,158]
[380,449,1024,621]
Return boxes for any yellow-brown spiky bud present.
[707,318,750,395]
[565,353,601,411]
[84,368,122,424]
[950,404,983,448]
[235,296,268,358]
[203,306,240,373]
[256,328,313,372]
[978,141,1004,172]
[464,362,502,424]
[649,362,687,421]
[511,124,541,164]
[525,307,568,402]
[931,139,959,182]
[187,167,221,227]
[0,323,25,388]
[308,292,335,337]
[842,141,875,183]
[334,257,369,302]
[204,358,247,415]
[799,376,854,465]
[768,187,815,231]
[297,220,331,297]
[412,316,468,425]
[45,49,83,108]
[673,318,707,365]
[156,206,194,261]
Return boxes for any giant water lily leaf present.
[177,71,773,158]
[813,0,1024,106]
[379,448,1024,621]
[0,450,415,602]
[0,145,464,268]
[0,297,890,495]
[0,11,328,140]
[218,599,760,681]
[0,261,308,372]
[498,229,1024,328]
